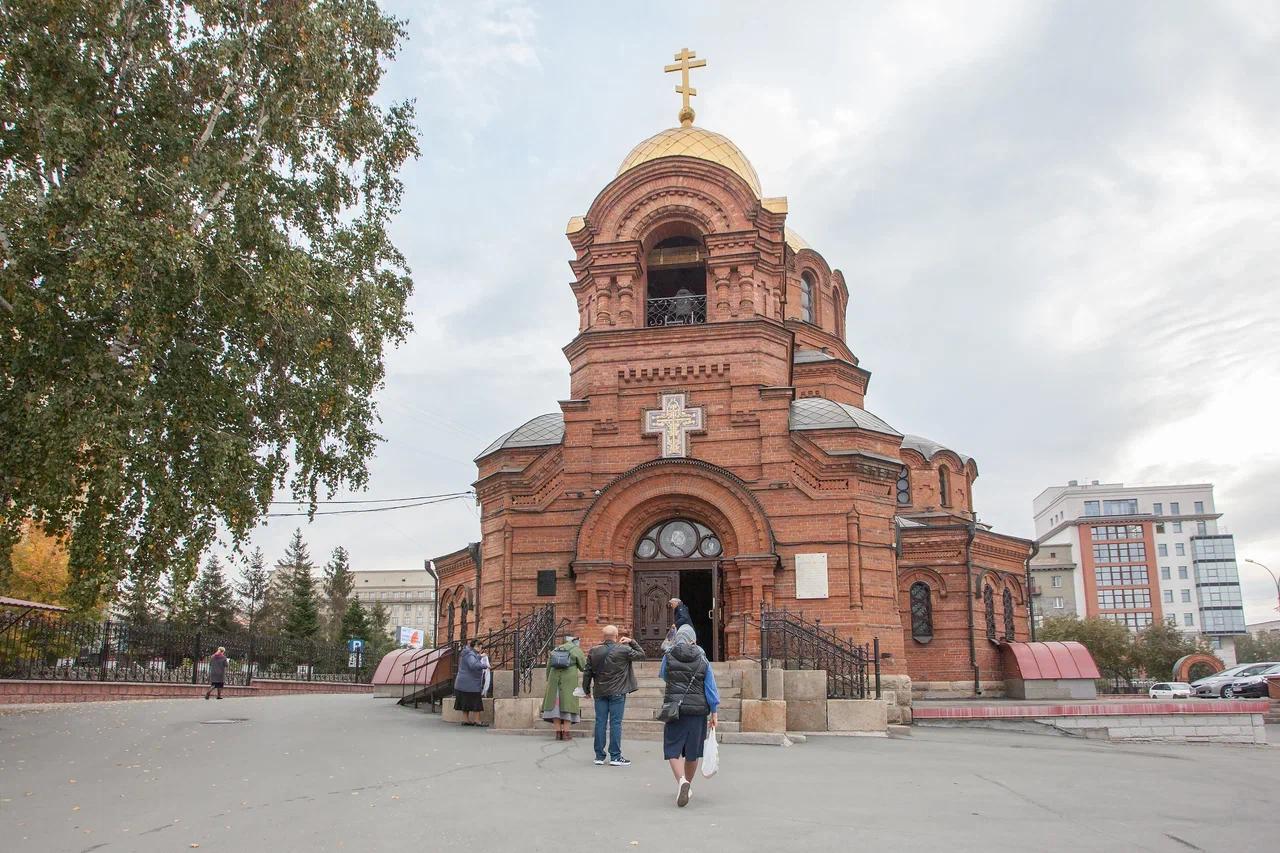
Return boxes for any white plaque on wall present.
[795,553,829,600]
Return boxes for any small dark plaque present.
[536,570,557,597]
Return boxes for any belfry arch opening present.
[645,236,707,327]
[632,518,722,659]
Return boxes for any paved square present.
[1,695,1276,852]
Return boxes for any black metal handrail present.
[646,294,707,327]
[759,602,880,700]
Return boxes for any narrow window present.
[909,582,933,643]
[1002,588,1016,641]
[800,272,815,323]
[984,585,996,641]
[939,466,952,507]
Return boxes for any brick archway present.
[570,459,777,652]
[1173,652,1224,682]
[574,458,774,565]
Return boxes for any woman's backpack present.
[549,648,572,669]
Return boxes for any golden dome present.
[784,227,809,253]
[617,126,762,197]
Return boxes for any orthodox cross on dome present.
[664,47,707,127]
[644,393,705,459]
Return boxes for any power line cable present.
[269,491,472,505]
[265,494,473,517]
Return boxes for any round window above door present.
[635,519,721,561]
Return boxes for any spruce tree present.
[340,599,370,643]
[365,601,394,661]
[191,557,236,633]
[279,529,319,644]
[117,565,160,626]
[235,548,271,633]
[322,546,355,642]
[159,561,198,626]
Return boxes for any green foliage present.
[1038,615,1138,684]
[1040,615,1226,683]
[1235,631,1280,664]
[364,600,393,661]
[279,529,318,643]
[340,598,370,644]
[117,564,161,626]
[322,546,354,642]
[1132,619,1210,681]
[234,547,270,631]
[191,556,235,632]
[0,0,418,607]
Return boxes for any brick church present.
[434,51,1034,698]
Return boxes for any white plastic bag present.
[701,729,719,778]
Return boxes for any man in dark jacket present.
[669,598,692,629]
[582,625,645,766]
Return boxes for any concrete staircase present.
[575,661,742,741]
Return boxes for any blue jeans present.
[594,694,627,761]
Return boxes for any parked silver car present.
[1226,663,1280,699]
[1192,662,1279,697]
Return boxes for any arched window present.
[938,466,952,508]
[634,518,722,560]
[983,585,996,641]
[909,582,933,643]
[1002,588,1016,641]
[646,236,707,326]
[800,272,815,323]
[896,466,912,506]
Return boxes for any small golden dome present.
[617,126,762,197]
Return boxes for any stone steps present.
[581,703,741,723]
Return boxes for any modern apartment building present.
[1030,542,1078,626]
[1032,481,1246,665]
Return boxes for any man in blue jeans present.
[581,625,645,767]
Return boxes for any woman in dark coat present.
[660,625,719,808]
[205,647,228,700]
[453,640,489,727]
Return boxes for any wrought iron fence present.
[0,608,373,686]
[759,603,879,700]
[646,294,707,327]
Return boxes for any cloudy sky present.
[237,1,1280,623]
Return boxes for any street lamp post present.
[1243,559,1280,614]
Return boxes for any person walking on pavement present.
[582,625,645,766]
[204,647,229,700]
[660,624,719,808]
[541,634,587,740]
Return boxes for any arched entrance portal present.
[632,519,723,659]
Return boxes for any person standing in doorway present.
[663,598,693,652]
[660,624,719,808]
[541,634,587,740]
[582,625,645,766]
[205,647,228,700]
[453,639,490,727]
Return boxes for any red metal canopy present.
[1000,641,1101,680]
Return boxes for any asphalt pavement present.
[1,693,1276,852]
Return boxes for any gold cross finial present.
[664,47,707,127]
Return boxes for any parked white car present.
[1148,682,1192,699]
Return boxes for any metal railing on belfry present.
[759,602,880,700]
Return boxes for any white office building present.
[1033,481,1246,666]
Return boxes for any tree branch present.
[192,99,271,235]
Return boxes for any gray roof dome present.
[901,434,971,465]
[789,397,900,436]
[477,412,565,460]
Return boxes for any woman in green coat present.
[541,634,587,741]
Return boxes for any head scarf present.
[674,624,697,646]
